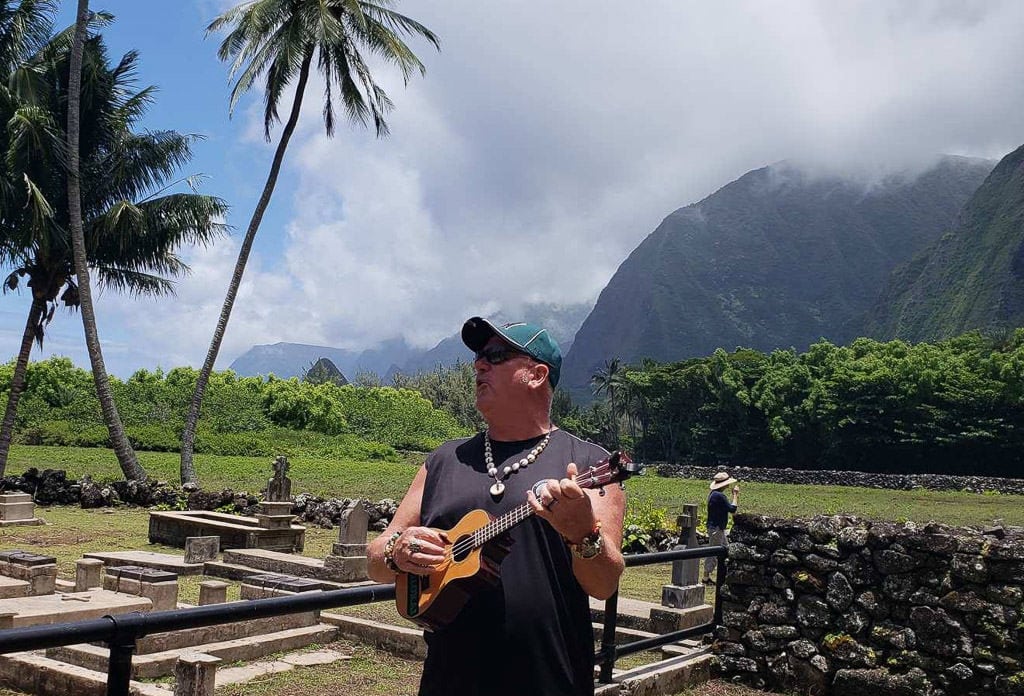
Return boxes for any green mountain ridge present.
[561,156,995,395]
[864,144,1024,341]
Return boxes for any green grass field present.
[1,443,1018,696]
[6,444,1021,527]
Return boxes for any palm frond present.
[93,266,176,297]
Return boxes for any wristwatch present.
[570,522,604,560]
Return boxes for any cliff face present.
[561,156,994,395]
[864,144,1024,342]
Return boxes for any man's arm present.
[530,463,626,600]
[366,465,448,582]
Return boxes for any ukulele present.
[395,451,641,631]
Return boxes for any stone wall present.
[0,469,398,531]
[660,464,1024,496]
[714,513,1024,695]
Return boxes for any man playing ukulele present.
[368,317,626,696]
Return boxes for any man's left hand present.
[527,462,598,543]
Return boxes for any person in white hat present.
[703,471,739,584]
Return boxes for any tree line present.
[0,356,467,471]
[575,331,1024,477]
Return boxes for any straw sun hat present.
[709,471,738,491]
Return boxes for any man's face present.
[473,336,537,418]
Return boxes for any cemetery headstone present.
[0,493,43,526]
[184,536,220,564]
[266,455,292,502]
[661,504,705,609]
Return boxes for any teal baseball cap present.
[462,316,562,387]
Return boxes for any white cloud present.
[242,0,1024,354]
[10,0,1024,375]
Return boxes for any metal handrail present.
[597,544,727,683]
[0,584,396,696]
[0,546,725,694]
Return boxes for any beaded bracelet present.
[383,531,402,573]
[568,520,603,560]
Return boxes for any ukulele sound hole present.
[452,534,473,562]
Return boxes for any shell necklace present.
[485,430,552,497]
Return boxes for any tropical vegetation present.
[580,330,1024,477]
[0,356,468,458]
[0,2,227,478]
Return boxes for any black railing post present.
[598,590,619,683]
[713,545,726,626]
[105,614,137,696]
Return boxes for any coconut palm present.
[181,0,440,484]
[0,17,229,478]
[592,357,625,446]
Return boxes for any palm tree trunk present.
[180,49,314,485]
[67,0,146,482]
[0,298,44,477]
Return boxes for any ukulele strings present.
[445,463,613,559]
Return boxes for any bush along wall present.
[715,514,1024,696]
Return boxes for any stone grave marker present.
[334,500,369,556]
[322,500,369,582]
[240,572,321,600]
[661,504,705,609]
[266,455,292,502]
[0,550,57,595]
[185,536,220,564]
[104,565,179,611]
[75,558,104,591]
[0,492,43,526]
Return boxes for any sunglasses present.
[474,345,528,365]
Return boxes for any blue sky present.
[3,1,1024,377]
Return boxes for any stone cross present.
[661,503,704,609]
[266,455,292,502]
[672,504,700,586]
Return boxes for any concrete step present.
[321,612,427,660]
[134,609,319,654]
[0,651,169,696]
[221,548,370,584]
[202,559,375,591]
[604,651,713,696]
[47,623,339,679]
[589,597,713,634]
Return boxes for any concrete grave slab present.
[0,550,58,594]
[83,551,205,575]
[280,649,349,666]
[0,589,151,628]
[149,510,304,552]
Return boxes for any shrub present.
[18,420,110,448]
[622,496,672,553]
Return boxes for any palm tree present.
[0,17,229,478]
[181,0,440,484]
[592,357,624,446]
[65,0,144,479]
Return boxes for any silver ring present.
[409,540,422,554]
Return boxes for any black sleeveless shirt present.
[417,429,610,696]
